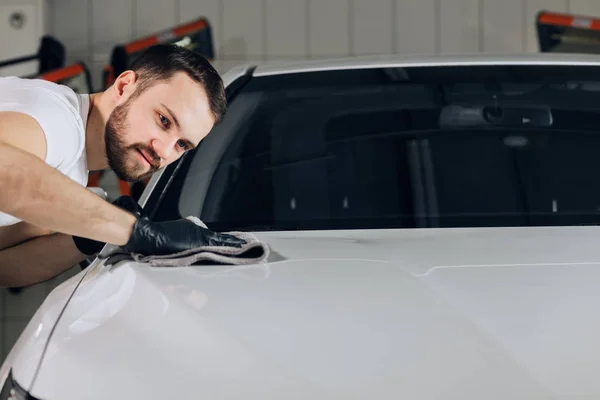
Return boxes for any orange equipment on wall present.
[537,10,600,54]
[99,17,216,200]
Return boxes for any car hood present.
[26,226,600,399]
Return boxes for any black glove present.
[122,217,247,256]
[72,196,147,256]
[73,196,247,257]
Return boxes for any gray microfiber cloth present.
[97,216,270,267]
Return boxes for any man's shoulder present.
[0,76,88,136]
[0,76,85,113]
[0,76,88,172]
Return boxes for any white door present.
[0,4,40,77]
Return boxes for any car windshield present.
[150,64,600,232]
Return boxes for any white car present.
[3,52,600,399]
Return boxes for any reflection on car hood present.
[28,226,600,399]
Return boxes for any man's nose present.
[151,137,177,161]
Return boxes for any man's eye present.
[159,114,170,128]
[177,139,187,149]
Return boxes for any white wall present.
[0,0,52,76]
[48,0,600,91]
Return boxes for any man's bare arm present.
[0,233,87,288]
[0,112,136,245]
[0,221,53,251]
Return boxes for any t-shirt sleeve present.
[0,85,84,173]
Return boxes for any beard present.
[104,98,161,183]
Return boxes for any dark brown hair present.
[128,43,227,124]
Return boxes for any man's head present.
[104,44,226,182]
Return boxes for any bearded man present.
[0,44,245,287]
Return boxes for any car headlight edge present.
[0,370,38,400]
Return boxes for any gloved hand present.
[72,196,148,256]
[122,217,246,256]
[73,196,247,257]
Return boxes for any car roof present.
[220,52,600,88]
[249,52,600,77]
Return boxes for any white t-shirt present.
[0,76,90,226]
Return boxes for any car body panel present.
[0,269,87,392]
[221,63,254,87]
[252,52,600,76]
[28,225,600,399]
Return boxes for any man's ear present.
[112,70,138,101]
